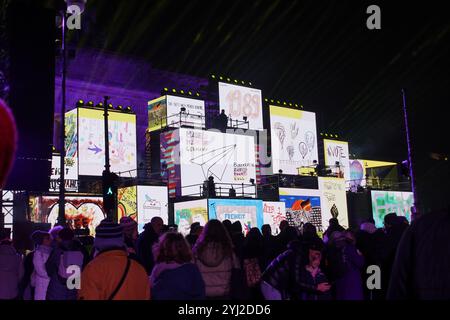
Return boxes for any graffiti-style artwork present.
[174,200,209,236]
[29,196,105,236]
[262,202,286,235]
[280,189,323,232]
[371,191,413,228]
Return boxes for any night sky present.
[73,0,450,210]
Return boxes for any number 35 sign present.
[218,82,263,130]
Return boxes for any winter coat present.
[45,240,88,300]
[261,240,320,300]
[194,242,239,298]
[0,244,24,299]
[136,224,159,275]
[78,249,150,300]
[333,244,365,300]
[150,262,205,300]
[299,266,332,300]
[261,235,279,270]
[19,250,35,300]
[31,245,52,300]
[388,211,450,299]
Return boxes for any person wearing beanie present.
[78,219,150,300]
[119,217,139,262]
[45,227,88,300]
[30,231,52,300]
[0,99,17,188]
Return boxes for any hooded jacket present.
[0,244,24,299]
[150,262,205,300]
[194,242,238,298]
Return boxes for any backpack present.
[58,250,84,279]
[244,258,262,287]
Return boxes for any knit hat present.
[119,216,138,238]
[49,225,64,240]
[94,219,124,252]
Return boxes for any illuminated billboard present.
[262,201,286,235]
[323,139,350,184]
[349,159,366,191]
[174,199,209,236]
[78,108,137,176]
[218,82,263,130]
[148,96,167,131]
[208,198,264,234]
[49,155,78,192]
[29,195,105,236]
[117,186,137,221]
[270,106,318,175]
[371,190,413,228]
[148,95,205,132]
[279,188,323,232]
[137,185,168,233]
[162,128,257,197]
[318,177,349,230]
[118,185,169,233]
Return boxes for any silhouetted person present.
[261,225,278,270]
[379,213,408,299]
[388,209,450,299]
[324,218,345,243]
[217,109,228,132]
[136,217,164,275]
[203,176,216,197]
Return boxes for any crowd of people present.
[2,207,449,301]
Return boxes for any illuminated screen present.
[371,190,413,228]
[323,139,350,184]
[349,159,366,191]
[49,155,78,192]
[166,95,205,128]
[279,188,323,232]
[218,82,263,130]
[208,199,263,234]
[262,201,286,235]
[174,199,208,236]
[318,177,349,230]
[178,128,256,197]
[78,108,137,176]
[29,195,105,236]
[136,185,168,233]
[118,186,137,221]
[148,96,167,132]
[270,106,318,175]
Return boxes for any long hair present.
[154,232,193,264]
[193,219,233,256]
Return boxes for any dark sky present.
[75,0,449,210]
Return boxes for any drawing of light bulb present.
[305,131,315,152]
[299,142,308,159]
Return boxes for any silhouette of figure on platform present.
[217,109,228,132]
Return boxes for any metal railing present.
[152,112,206,130]
[181,182,257,198]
